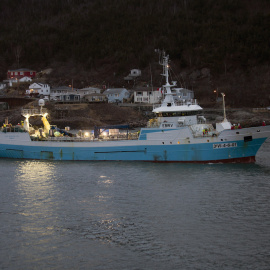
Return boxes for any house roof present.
[80,87,101,91]
[134,87,159,92]
[19,77,32,82]
[29,83,46,88]
[8,68,35,72]
[51,86,77,91]
[103,88,128,94]
[84,93,106,97]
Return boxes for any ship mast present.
[159,51,175,106]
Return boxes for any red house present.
[7,68,36,79]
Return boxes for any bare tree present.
[14,45,22,68]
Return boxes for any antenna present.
[149,63,153,91]
[38,99,45,114]
[221,93,227,122]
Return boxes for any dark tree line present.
[0,0,269,71]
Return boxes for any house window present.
[66,96,70,100]
[143,97,148,102]
[137,92,142,96]
[20,72,23,75]
[149,91,152,95]
[30,72,33,75]
[74,96,79,101]
[115,94,119,97]
[15,72,18,75]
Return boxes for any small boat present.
[1,52,269,162]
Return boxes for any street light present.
[213,89,218,101]
[69,79,73,91]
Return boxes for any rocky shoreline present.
[203,108,270,128]
[0,102,269,130]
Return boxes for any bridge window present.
[159,111,199,117]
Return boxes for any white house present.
[134,87,162,104]
[75,87,101,99]
[133,86,194,104]
[124,69,141,81]
[50,86,80,102]
[103,88,130,103]
[50,86,103,102]
[50,86,76,101]
[26,83,50,97]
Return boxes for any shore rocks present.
[0,103,269,129]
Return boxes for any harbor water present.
[0,139,270,270]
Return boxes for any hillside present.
[0,0,270,107]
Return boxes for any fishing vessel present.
[1,52,269,162]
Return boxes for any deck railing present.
[31,133,139,142]
[21,108,47,116]
[1,126,26,133]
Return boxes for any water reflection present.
[14,161,59,234]
[98,175,114,186]
[15,160,56,182]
